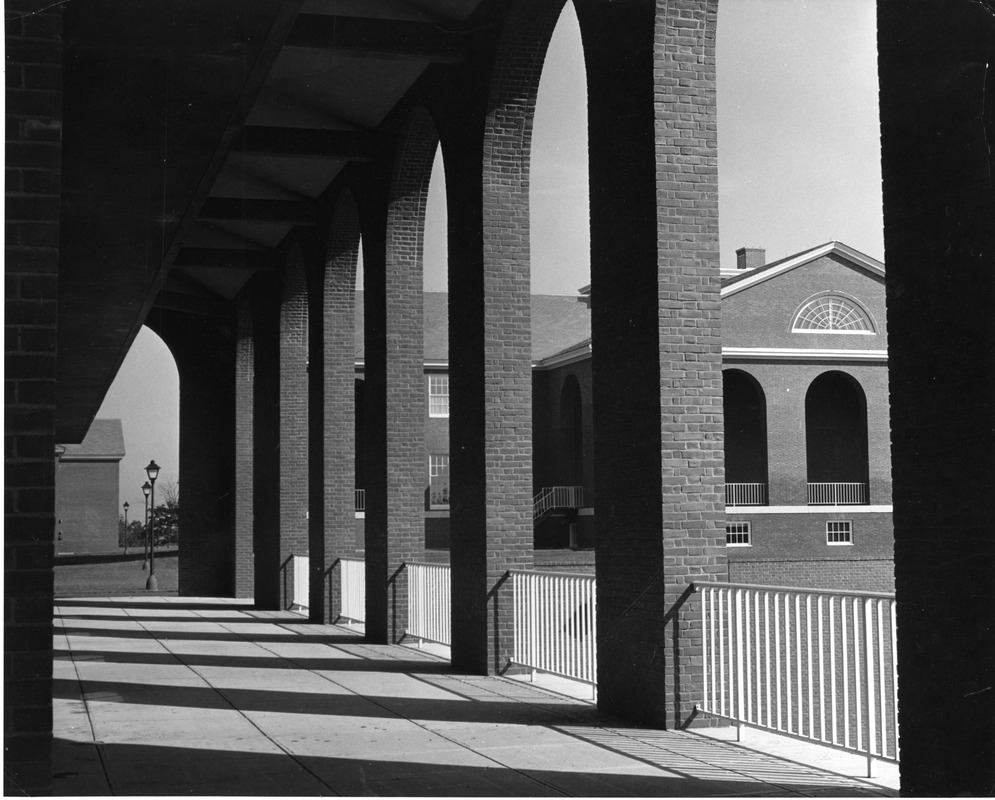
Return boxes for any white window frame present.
[826,520,853,545]
[791,294,875,334]
[725,520,752,547]
[428,374,449,418]
[429,454,450,509]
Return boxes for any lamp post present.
[122,501,129,554]
[141,482,151,571]
[145,461,160,591]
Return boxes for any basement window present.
[826,520,853,545]
[725,521,752,547]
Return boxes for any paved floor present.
[53,597,898,797]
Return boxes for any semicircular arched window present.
[792,296,874,333]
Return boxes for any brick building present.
[5,1,992,793]
[383,242,892,591]
[54,418,125,555]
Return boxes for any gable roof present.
[721,241,885,298]
[59,418,125,461]
[354,292,590,364]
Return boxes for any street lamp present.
[141,482,151,571]
[122,501,129,554]
[145,461,160,591]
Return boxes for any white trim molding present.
[722,241,885,298]
[723,346,887,362]
[726,505,893,514]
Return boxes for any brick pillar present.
[234,295,255,598]
[582,0,725,728]
[362,109,435,643]
[252,273,281,609]
[765,378,807,506]
[878,1,995,793]
[320,194,361,623]
[448,2,569,672]
[4,3,63,792]
[148,310,236,597]
[280,246,310,610]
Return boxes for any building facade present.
[54,419,125,555]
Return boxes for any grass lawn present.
[55,550,179,597]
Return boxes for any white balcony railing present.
[338,557,366,624]
[355,489,365,512]
[807,482,869,505]
[695,581,898,777]
[405,562,451,646]
[291,554,309,612]
[533,486,585,520]
[725,483,768,506]
[511,570,597,694]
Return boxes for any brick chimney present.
[736,246,766,270]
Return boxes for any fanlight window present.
[792,296,873,332]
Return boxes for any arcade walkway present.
[53,597,895,797]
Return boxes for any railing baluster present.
[818,595,826,743]
[842,596,850,750]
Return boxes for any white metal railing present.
[807,482,869,505]
[695,581,898,776]
[405,562,451,646]
[725,482,769,506]
[533,486,585,519]
[355,489,365,512]
[511,570,597,693]
[291,554,309,612]
[338,557,366,623]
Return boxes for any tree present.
[151,480,179,547]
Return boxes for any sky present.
[98,0,884,512]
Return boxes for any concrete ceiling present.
[57,0,485,441]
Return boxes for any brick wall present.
[54,460,120,554]
[5,2,63,792]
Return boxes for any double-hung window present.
[429,454,450,509]
[428,374,449,418]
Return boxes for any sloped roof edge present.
[720,241,885,298]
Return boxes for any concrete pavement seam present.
[54,599,119,795]
[121,606,345,796]
[204,613,577,797]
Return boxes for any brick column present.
[765,377,807,506]
[447,2,569,672]
[583,0,725,728]
[147,310,236,597]
[4,3,63,792]
[280,246,310,610]
[320,194,361,623]
[363,109,435,643]
[251,274,281,610]
[234,295,255,598]
[878,1,995,793]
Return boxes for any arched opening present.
[805,371,870,504]
[87,326,178,559]
[722,369,768,506]
[558,374,584,486]
[531,2,589,296]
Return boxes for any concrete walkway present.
[53,597,897,797]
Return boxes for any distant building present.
[55,419,126,554]
[354,242,893,592]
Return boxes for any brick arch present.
[279,242,309,610]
